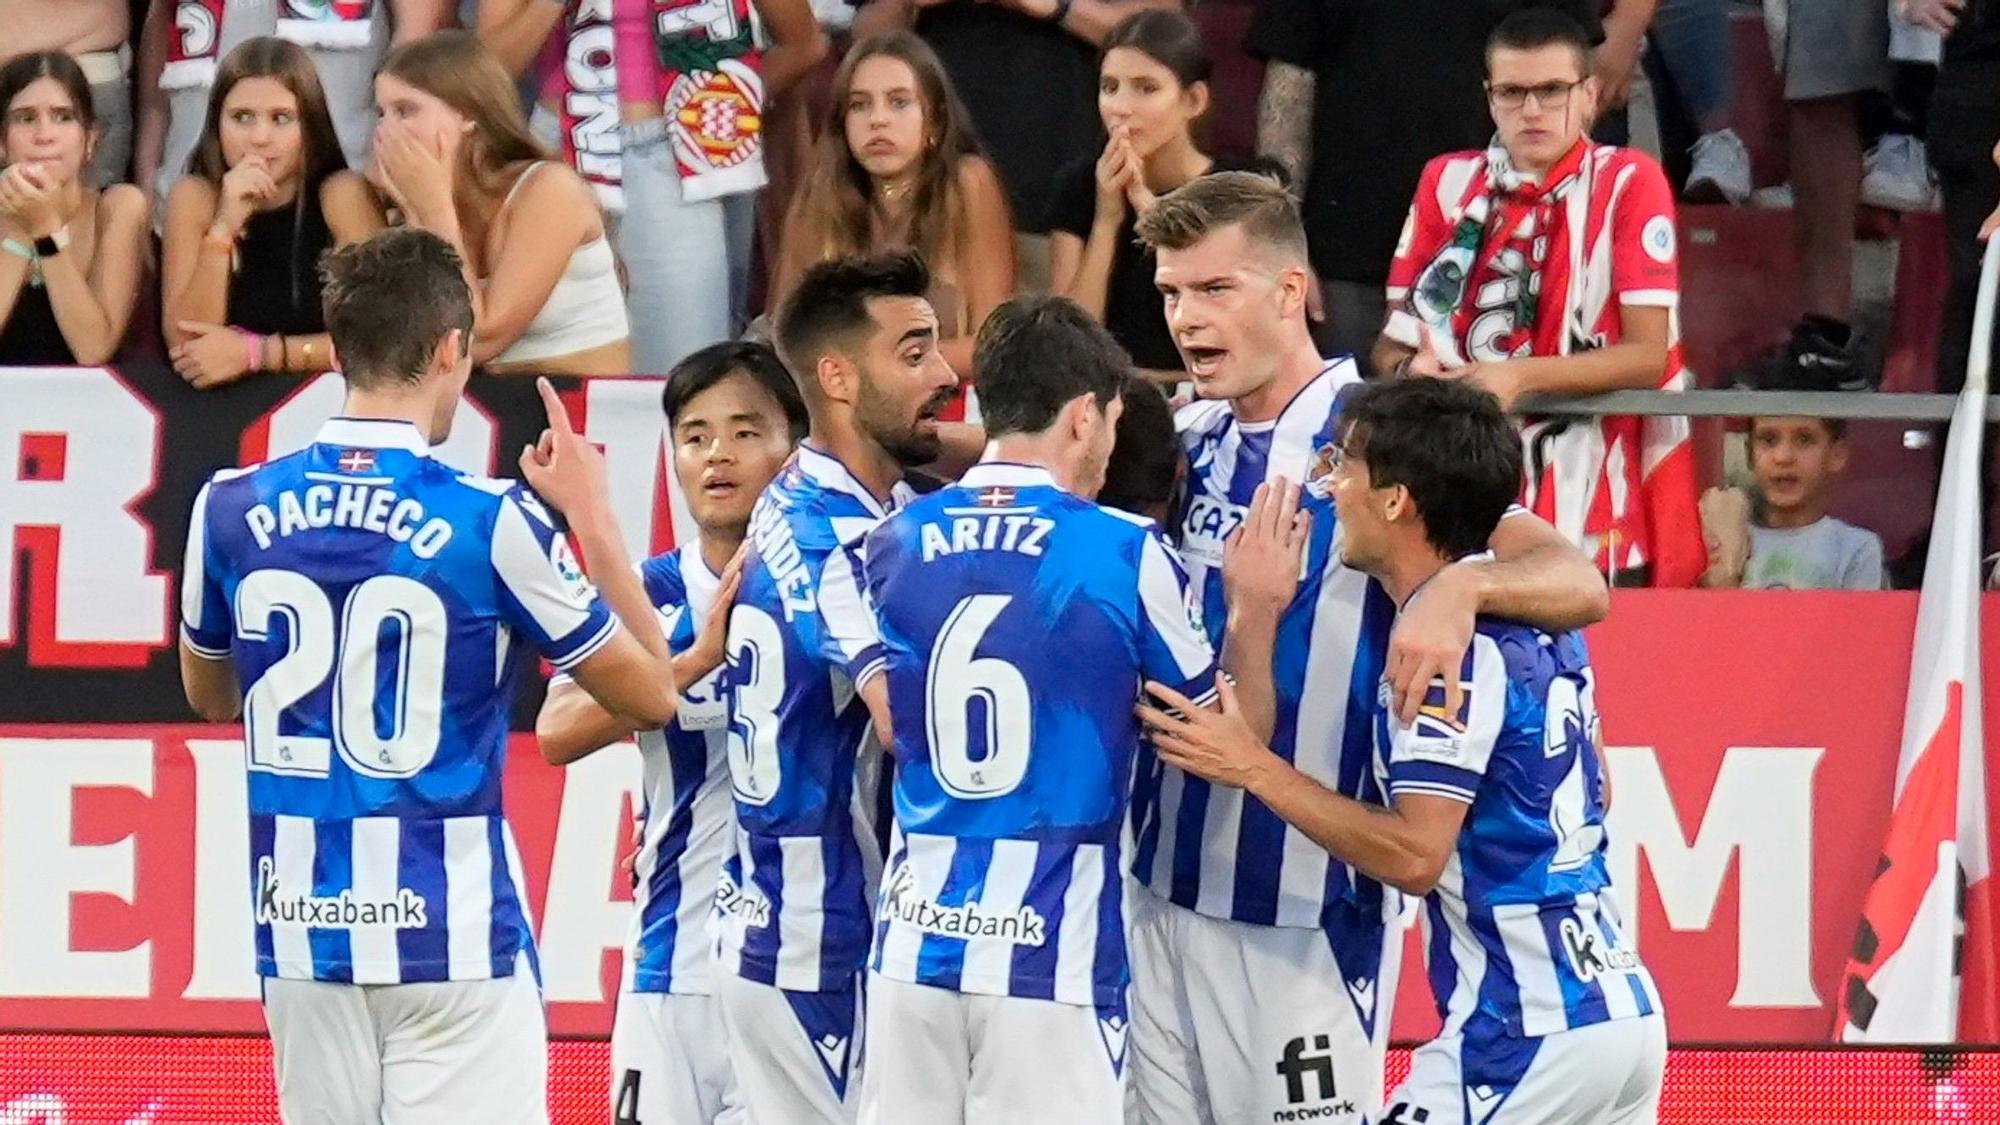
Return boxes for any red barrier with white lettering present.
[2,592,1996,1043]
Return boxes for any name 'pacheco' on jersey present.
[180,418,618,986]
[856,462,1220,1007]
[1375,618,1661,1046]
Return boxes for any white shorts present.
[713,971,862,1124]
[1128,890,1398,1125]
[610,990,741,1125]
[1384,1015,1667,1125]
[857,974,1127,1125]
[262,970,548,1124]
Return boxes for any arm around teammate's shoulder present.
[1384,509,1608,726]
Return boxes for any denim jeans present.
[616,118,737,374]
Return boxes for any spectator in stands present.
[1251,0,1607,374]
[1930,0,1998,421]
[1612,0,1754,204]
[1699,417,1886,589]
[1050,10,1269,387]
[372,31,632,376]
[1376,10,1703,585]
[162,39,385,389]
[774,31,1014,377]
[1734,0,1891,390]
[0,0,134,185]
[853,0,1178,292]
[0,52,149,366]
[473,0,828,374]
[1097,376,1181,524]
[136,0,450,221]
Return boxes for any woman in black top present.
[1050,10,1247,386]
[0,52,149,366]
[163,38,383,390]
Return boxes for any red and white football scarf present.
[1407,138,1705,585]
[161,0,375,91]
[555,0,769,212]
[1405,137,1590,366]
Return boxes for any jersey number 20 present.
[236,569,446,780]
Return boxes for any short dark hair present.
[1337,378,1523,560]
[1750,415,1848,442]
[973,295,1131,437]
[662,340,809,443]
[1099,379,1180,518]
[319,228,475,389]
[773,250,932,393]
[1134,170,1308,266]
[1487,8,1594,74]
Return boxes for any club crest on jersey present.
[336,448,375,474]
[1305,442,1339,499]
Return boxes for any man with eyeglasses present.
[1373,7,1704,590]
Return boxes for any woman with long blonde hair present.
[371,30,631,376]
[162,38,384,388]
[775,31,1014,377]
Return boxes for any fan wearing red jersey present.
[1374,8,1701,588]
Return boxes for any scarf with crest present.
[554,0,769,213]
[1405,137,1594,368]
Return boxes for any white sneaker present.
[1686,128,1753,205]
[1862,134,1941,212]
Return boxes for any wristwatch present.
[33,227,69,258]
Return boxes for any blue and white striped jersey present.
[622,545,734,995]
[1374,617,1661,1046]
[715,444,908,993]
[1132,359,1400,939]
[180,417,617,985]
[856,463,1219,1008]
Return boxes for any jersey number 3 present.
[236,569,447,780]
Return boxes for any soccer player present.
[1139,377,1666,1125]
[711,250,961,1124]
[847,296,1299,1124]
[1125,171,1613,1124]
[535,341,809,1125]
[177,227,677,1123]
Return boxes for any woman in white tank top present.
[369,31,631,377]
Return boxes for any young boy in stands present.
[1700,417,1886,590]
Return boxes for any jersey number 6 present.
[927,594,1033,800]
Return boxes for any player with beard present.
[711,250,960,1124]
[1123,171,1612,1125]
[535,341,809,1125]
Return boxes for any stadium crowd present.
[2,1,1990,1124]
[3,0,1988,592]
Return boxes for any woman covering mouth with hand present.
[162,38,385,389]
[0,51,148,367]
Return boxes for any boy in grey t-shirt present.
[1699,416,1886,590]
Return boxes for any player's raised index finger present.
[536,377,575,437]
